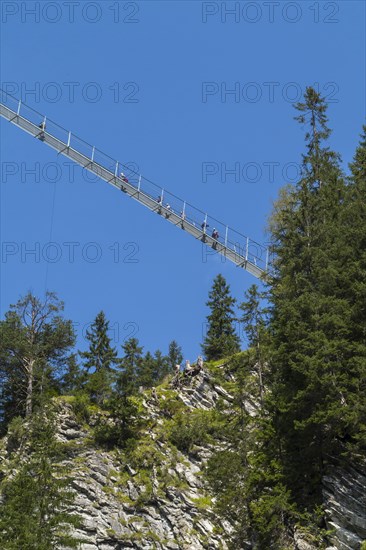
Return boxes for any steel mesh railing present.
[0,89,269,273]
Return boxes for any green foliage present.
[71,392,95,423]
[0,410,81,549]
[191,496,212,510]
[0,291,75,429]
[137,349,170,389]
[60,353,83,394]
[158,390,188,418]
[267,86,365,504]
[202,274,241,361]
[239,285,270,406]
[116,337,143,396]
[80,311,119,405]
[6,416,27,453]
[128,439,165,470]
[94,395,140,449]
[169,409,221,453]
[168,340,183,369]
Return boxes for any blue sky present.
[1,0,365,363]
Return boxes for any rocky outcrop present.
[323,462,366,550]
[53,372,236,549]
[1,365,365,550]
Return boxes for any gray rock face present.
[2,367,365,550]
[52,372,236,549]
[323,463,366,550]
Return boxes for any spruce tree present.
[117,337,143,396]
[60,354,83,395]
[152,349,170,383]
[168,340,183,370]
[239,285,269,405]
[202,274,240,361]
[268,87,351,499]
[80,311,118,404]
[136,351,155,389]
[341,126,366,450]
[106,338,144,446]
[0,411,80,549]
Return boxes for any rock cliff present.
[1,366,365,550]
[55,370,236,549]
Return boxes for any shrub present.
[169,410,219,453]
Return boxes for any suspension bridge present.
[0,90,269,278]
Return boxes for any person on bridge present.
[38,120,46,141]
[212,228,219,249]
[201,221,209,233]
[120,172,129,183]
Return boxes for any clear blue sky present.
[1,1,365,362]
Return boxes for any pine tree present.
[268,87,351,499]
[60,354,83,394]
[206,352,293,549]
[239,285,269,406]
[168,340,183,370]
[80,311,118,404]
[137,351,155,389]
[202,274,240,361]
[104,338,144,447]
[0,411,80,549]
[117,337,143,396]
[152,349,170,383]
[341,126,366,450]
[0,292,75,430]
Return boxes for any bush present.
[169,410,219,453]
[6,416,26,452]
[71,392,92,423]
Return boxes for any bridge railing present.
[1,89,269,272]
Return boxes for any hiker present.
[157,195,162,205]
[212,228,219,249]
[201,220,209,233]
[38,120,46,141]
[197,355,204,369]
[120,172,129,183]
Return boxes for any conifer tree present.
[117,337,143,396]
[137,351,155,389]
[153,349,170,382]
[341,126,366,449]
[80,311,118,404]
[0,292,75,430]
[106,338,144,446]
[239,285,269,405]
[0,411,80,549]
[202,274,240,361]
[168,340,183,370]
[60,354,83,395]
[268,87,350,498]
[136,350,170,388]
